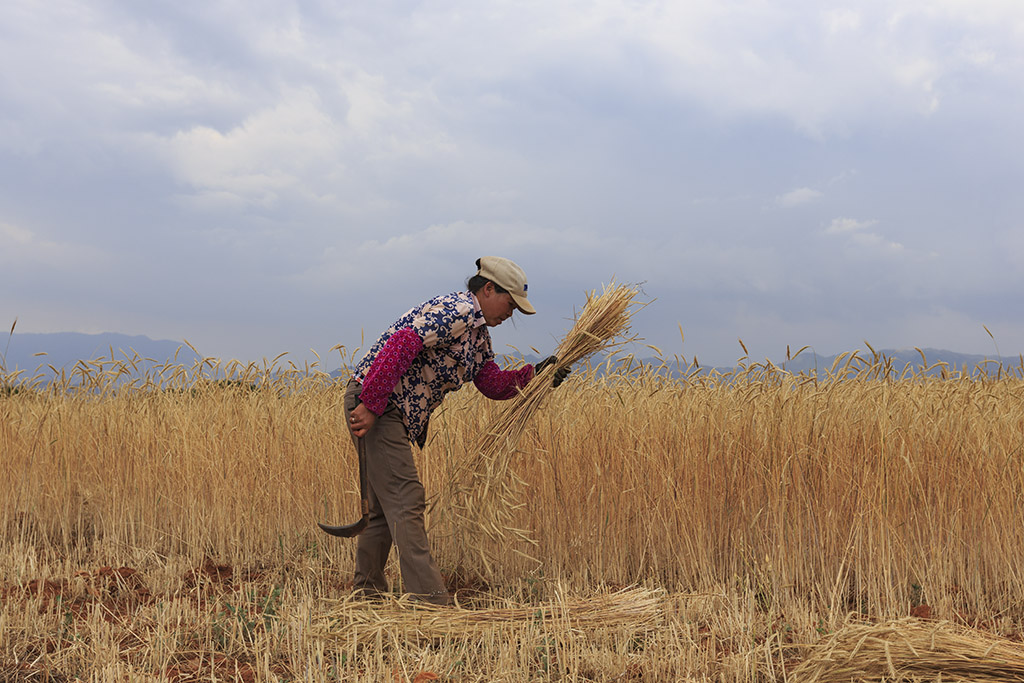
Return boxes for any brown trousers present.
[344,379,450,604]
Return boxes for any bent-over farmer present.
[343,256,569,605]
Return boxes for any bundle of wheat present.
[790,617,1024,682]
[441,282,642,571]
[313,586,664,645]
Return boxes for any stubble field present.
[3,353,1024,681]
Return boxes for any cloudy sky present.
[2,1,1022,368]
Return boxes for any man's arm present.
[473,360,534,400]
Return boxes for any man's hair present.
[466,274,509,295]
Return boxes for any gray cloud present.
[1,1,1023,366]
[777,188,823,207]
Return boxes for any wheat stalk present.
[312,585,664,645]
[791,617,1024,682]
[440,282,642,572]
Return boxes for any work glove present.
[534,355,571,388]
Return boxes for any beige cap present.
[476,256,536,315]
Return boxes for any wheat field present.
[3,350,1024,681]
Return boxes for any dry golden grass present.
[313,585,665,645]
[790,616,1024,682]
[440,282,643,571]
[3,343,1024,680]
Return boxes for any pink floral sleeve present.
[473,360,534,400]
[359,327,424,415]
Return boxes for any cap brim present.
[511,293,536,315]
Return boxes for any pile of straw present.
[790,617,1024,682]
[442,282,642,570]
[313,586,664,645]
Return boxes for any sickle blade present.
[318,436,370,538]
[317,518,367,537]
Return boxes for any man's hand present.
[534,355,571,388]
[349,403,377,438]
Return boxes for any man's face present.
[478,282,516,327]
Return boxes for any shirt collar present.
[469,291,487,328]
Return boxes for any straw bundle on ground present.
[440,282,642,569]
[313,586,664,645]
[790,617,1024,682]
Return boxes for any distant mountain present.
[3,331,1018,382]
[761,347,1014,377]
[335,348,1018,379]
[0,331,200,376]
[633,347,1018,378]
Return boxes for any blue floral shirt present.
[353,290,494,445]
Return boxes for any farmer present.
[344,256,569,605]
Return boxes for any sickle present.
[318,436,369,537]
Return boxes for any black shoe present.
[352,587,386,603]
[410,590,453,607]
